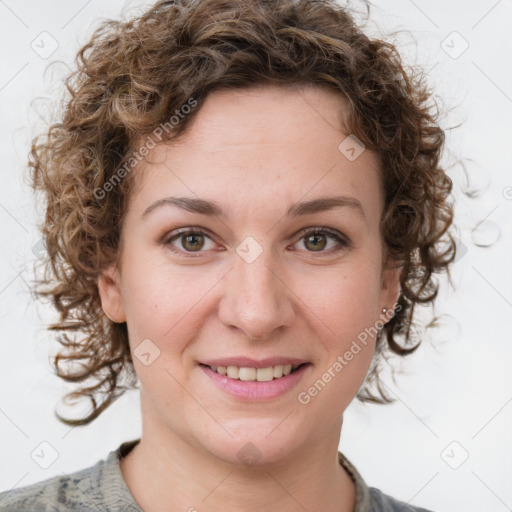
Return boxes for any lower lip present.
[199,364,311,400]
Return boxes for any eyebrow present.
[141,195,366,222]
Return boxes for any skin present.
[98,83,401,512]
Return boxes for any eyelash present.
[162,226,351,258]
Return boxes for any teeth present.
[226,365,239,379]
[210,364,301,381]
[256,367,274,381]
[239,367,257,381]
[273,365,284,378]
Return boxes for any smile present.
[199,362,311,400]
[208,364,303,381]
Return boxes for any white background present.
[0,1,511,510]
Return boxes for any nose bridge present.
[219,243,294,340]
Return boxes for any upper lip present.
[200,357,309,368]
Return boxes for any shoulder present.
[0,439,141,512]
[0,465,96,512]
[368,486,436,512]
[337,451,436,512]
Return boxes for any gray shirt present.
[0,439,434,511]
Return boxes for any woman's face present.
[99,84,400,465]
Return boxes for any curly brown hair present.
[29,0,457,426]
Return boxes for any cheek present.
[122,277,170,338]
[120,258,214,355]
[300,270,380,410]
[301,263,382,342]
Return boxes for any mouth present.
[199,363,308,382]
[199,361,312,400]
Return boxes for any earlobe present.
[97,264,127,323]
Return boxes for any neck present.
[120,419,356,512]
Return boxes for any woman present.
[0,0,456,510]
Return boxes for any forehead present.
[129,84,383,223]
[181,83,352,149]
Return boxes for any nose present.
[218,249,295,341]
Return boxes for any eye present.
[162,226,351,258]
[292,227,351,255]
[163,227,216,256]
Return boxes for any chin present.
[200,418,308,468]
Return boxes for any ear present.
[379,258,402,311]
[97,264,126,323]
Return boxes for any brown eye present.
[304,233,328,251]
[164,228,216,256]
[294,227,351,255]
[181,233,205,251]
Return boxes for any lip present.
[199,362,312,401]
[200,357,309,368]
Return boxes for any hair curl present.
[29,0,457,426]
